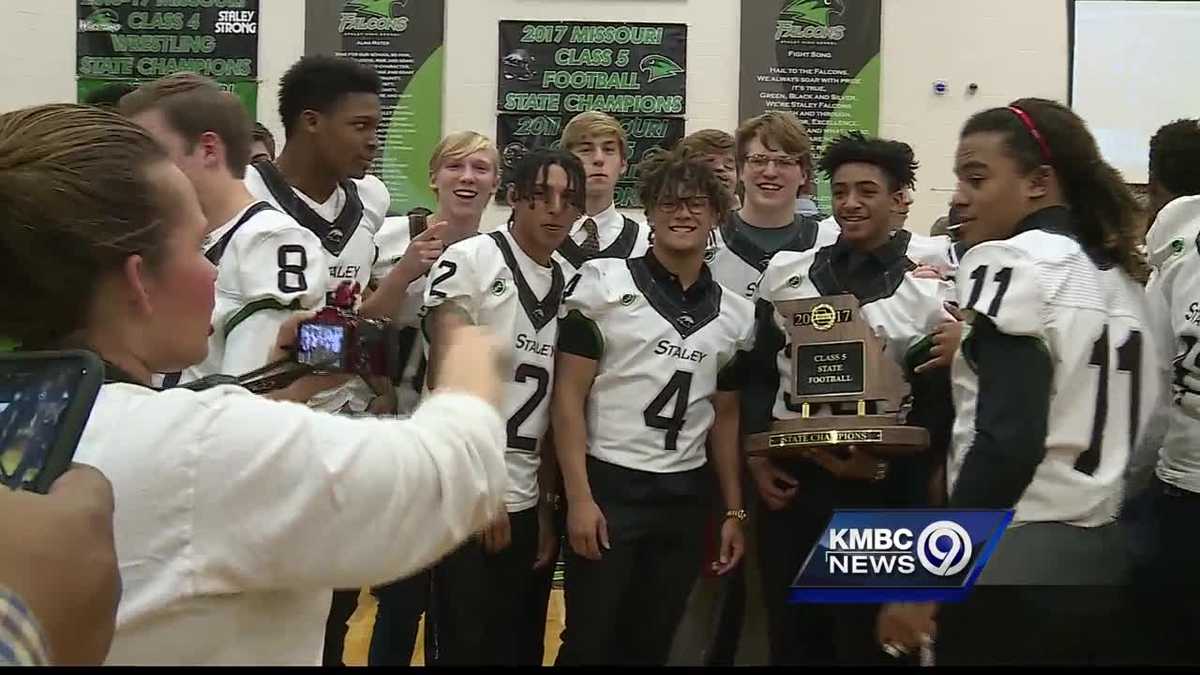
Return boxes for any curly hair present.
[637,146,734,217]
[817,131,918,192]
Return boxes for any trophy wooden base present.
[746,415,929,459]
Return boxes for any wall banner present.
[740,0,882,211]
[306,0,446,214]
[496,20,688,209]
[77,0,260,114]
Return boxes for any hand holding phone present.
[0,351,103,493]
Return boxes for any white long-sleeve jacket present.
[74,384,506,665]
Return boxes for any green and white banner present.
[306,0,446,215]
[76,0,260,114]
[495,20,688,210]
[740,0,881,211]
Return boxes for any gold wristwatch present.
[724,509,748,522]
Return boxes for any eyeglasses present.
[658,196,712,214]
[744,154,803,170]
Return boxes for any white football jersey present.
[947,215,1163,526]
[559,256,756,473]
[373,215,437,415]
[182,203,329,384]
[423,230,565,512]
[757,237,953,422]
[1144,195,1200,493]
[708,212,839,301]
[824,218,957,275]
[553,213,651,278]
[245,162,392,413]
[245,162,386,297]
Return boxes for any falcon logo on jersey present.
[703,248,717,263]
[621,294,638,306]
[491,279,508,296]
[788,275,803,289]
[677,314,696,329]
[794,304,851,331]
[654,340,708,363]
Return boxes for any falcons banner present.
[740,0,881,212]
[495,20,687,210]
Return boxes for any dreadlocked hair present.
[504,146,586,213]
[962,98,1149,283]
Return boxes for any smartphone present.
[0,350,104,493]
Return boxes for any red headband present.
[1008,105,1052,164]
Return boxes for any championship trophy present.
[747,294,929,460]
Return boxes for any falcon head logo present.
[79,8,121,32]
[678,314,696,329]
[620,294,638,307]
[639,55,684,83]
[781,0,845,27]
[346,0,403,17]
[491,279,507,296]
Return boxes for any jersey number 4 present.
[644,371,693,451]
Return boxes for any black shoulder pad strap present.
[205,201,278,266]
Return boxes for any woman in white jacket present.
[0,104,509,665]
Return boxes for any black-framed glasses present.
[658,196,712,214]
[744,153,803,170]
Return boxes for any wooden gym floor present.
[341,588,567,666]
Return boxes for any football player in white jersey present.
[246,56,441,425]
[751,132,956,666]
[365,131,499,667]
[1131,118,1200,664]
[878,99,1163,666]
[120,74,328,386]
[420,148,583,665]
[552,147,753,666]
[554,111,651,277]
[243,55,433,664]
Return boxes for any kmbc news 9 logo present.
[790,510,1013,604]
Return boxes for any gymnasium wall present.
[0,0,1068,233]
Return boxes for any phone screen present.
[297,323,347,371]
[0,355,96,492]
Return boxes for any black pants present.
[426,506,543,666]
[368,571,430,666]
[322,589,359,666]
[756,462,899,666]
[556,493,709,665]
[1123,477,1200,665]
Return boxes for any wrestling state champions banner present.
[740,0,882,213]
[77,0,260,114]
[496,20,688,209]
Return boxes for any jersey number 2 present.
[508,364,550,451]
[277,245,308,294]
[644,371,693,451]
[1077,327,1142,476]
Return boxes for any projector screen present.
[1072,0,1200,184]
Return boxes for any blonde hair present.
[428,131,498,177]
[561,111,628,159]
